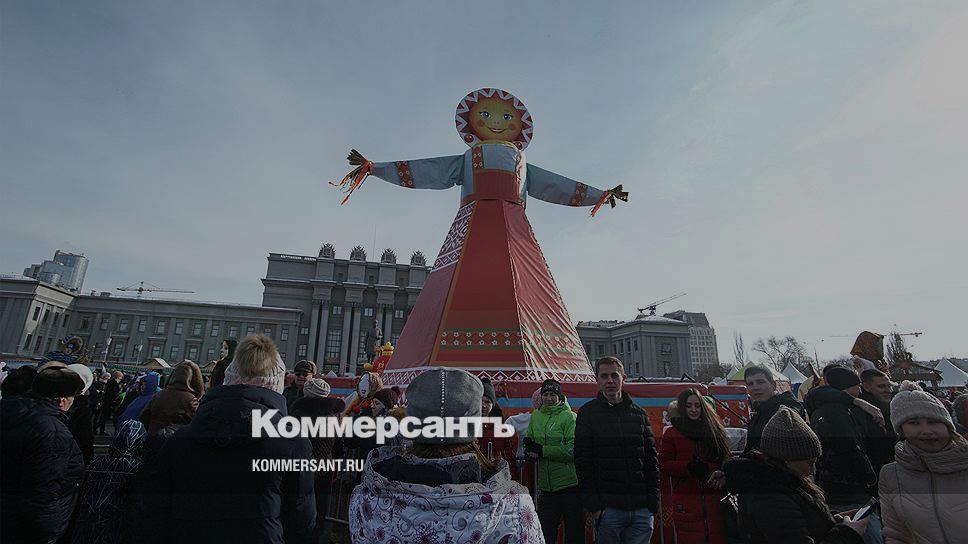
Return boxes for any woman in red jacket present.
[478,379,521,483]
[659,388,732,544]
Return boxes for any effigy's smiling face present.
[470,97,522,142]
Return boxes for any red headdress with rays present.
[455,88,533,150]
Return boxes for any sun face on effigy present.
[469,97,523,143]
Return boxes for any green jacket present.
[527,399,578,492]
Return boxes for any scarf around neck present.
[895,439,968,475]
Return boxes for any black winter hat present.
[31,363,85,398]
[826,366,861,391]
[540,379,562,396]
[481,378,496,403]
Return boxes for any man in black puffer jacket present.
[575,357,659,544]
[1,363,86,544]
[145,335,316,544]
[808,366,876,511]
[742,365,807,453]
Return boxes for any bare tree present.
[694,363,733,383]
[733,332,748,366]
[886,332,913,366]
[751,335,814,372]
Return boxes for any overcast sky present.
[2,1,965,362]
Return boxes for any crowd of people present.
[1,335,967,544]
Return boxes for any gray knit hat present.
[294,360,317,376]
[760,405,822,461]
[303,378,331,398]
[890,381,954,435]
[405,367,483,444]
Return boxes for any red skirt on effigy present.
[381,198,595,386]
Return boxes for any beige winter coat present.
[878,439,968,544]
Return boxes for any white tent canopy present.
[935,358,968,388]
[781,363,809,384]
[144,357,171,369]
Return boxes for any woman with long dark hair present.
[724,406,868,544]
[658,388,732,544]
[207,338,237,388]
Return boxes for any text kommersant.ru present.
[251,411,514,444]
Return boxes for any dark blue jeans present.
[595,507,653,544]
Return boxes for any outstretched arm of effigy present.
[332,150,464,204]
[526,163,628,216]
[369,154,464,190]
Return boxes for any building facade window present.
[211,323,221,337]
[300,327,309,335]
[391,333,400,346]
[325,329,341,360]
[170,345,180,359]
[33,307,41,320]
[53,312,60,327]
[80,316,90,330]
[207,347,216,360]
[280,327,289,341]
[298,344,307,357]
[101,317,109,330]
[112,342,124,357]
[192,323,203,336]
[246,325,255,336]
[358,330,369,361]
[138,319,147,333]
[634,339,639,351]
[263,327,273,338]
[62,313,69,327]
[363,308,374,317]
[35,335,44,352]
[43,309,50,323]
[118,318,129,333]
[150,344,162,358]
[598,344,605,355]
[24,334,32,351]
[228,325,239,338]
[174,321,184,335]
[188,345,199,360]
[394,309,404,319]
[332,306,343,315]
[157,320,168,334]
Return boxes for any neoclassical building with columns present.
[0,243,427,375]
[260,243,429,375]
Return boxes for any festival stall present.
[934,358,968,392]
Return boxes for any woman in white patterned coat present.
[349,367,543,544]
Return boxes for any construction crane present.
[825,331,924,339]
[117,281,194,298]
[638,292,687,316]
